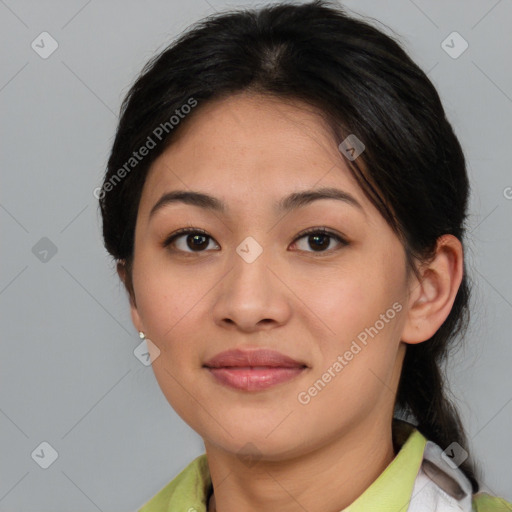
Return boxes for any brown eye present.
[184,233,210,251]
[291,227,348,253]
[163,228,220,253]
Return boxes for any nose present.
[211,243,292,333]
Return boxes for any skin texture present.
[118,92,463,512]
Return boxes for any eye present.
[162,226,348,254]
[290,227,348,253]
[162,228,220,253]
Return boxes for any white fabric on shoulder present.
[407,440,473,512]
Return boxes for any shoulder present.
[472,492,512,512]
[138,454,211,512]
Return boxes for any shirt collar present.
[138,418,427,512]
[342,418,427,512]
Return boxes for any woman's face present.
[128,92,413,459]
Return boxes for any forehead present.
[139,93,367,216]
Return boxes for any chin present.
[201,419,313,461]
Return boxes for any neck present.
[205,415,396,512]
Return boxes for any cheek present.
[133,257,205,341]
[313,259,405,343]
[305,251,407,409]
[297,294,405,425]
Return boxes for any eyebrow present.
[148,186,363,220]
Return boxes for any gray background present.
[1,0,511,510]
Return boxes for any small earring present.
[139,331,146,339]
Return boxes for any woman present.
[98,1,511,510]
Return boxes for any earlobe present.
[129,303,144,337]
[117,260,144,334]
[401,235,463,344]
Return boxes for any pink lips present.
[203,348,307,391]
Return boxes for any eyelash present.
[161,226,349,255]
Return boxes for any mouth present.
[203,348,308,391]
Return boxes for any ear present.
[401,234,463,344]
[117,260,144,335]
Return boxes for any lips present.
[203,349,307,391]
[204,348,306,368]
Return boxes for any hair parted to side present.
[99,0,479,492]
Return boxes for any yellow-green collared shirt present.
[138,420,511,511]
